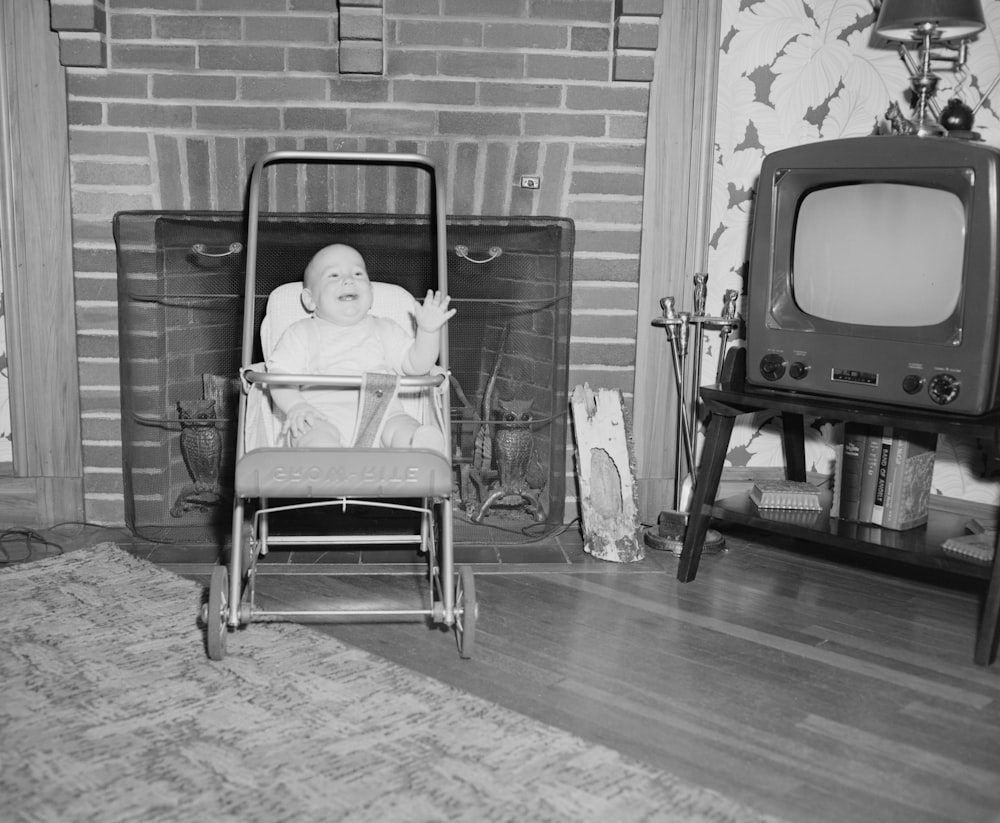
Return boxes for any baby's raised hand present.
[414,290,456,332]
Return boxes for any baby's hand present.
[414,290,456,333]
[283,402,326,438]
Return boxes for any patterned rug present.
[1,544,783,823]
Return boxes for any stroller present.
[202,150,477,660]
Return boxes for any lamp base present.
[913,116,948,137]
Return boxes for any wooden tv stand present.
[679,380,1000,667]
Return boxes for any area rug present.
[1,543,782,823]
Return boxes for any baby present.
[266,243,455,450]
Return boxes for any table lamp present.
[875,0,986,136]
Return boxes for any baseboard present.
[0,476,85,528]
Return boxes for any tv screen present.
[792,183,964,328]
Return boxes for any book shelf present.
[679,376,1000,667]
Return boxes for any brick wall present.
[50,0,661,525]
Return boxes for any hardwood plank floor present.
[26,519,996,823]
[210,527,1000,823]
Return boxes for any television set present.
[745,134,1000,416]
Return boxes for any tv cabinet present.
[679,380,1000,667]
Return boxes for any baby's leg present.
[292,419,344,448]
[382,413,444,452]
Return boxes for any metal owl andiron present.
[471,397,546,523]
[171,398,223,517]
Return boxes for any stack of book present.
[749,479,823,511]
[831,424,937,530]
[941,518,997,564]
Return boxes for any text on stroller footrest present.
[235,449,451,498]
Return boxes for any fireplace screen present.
[114,211,573,546]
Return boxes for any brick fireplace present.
[50,0,659,527]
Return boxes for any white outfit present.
[266,314,412,443]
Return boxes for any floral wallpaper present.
[703,0,1000,506]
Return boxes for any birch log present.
[570,384,645,562]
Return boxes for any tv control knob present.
[788,361,809,380]
[902,374,924,395]
[928,373,960,405]
[759,354,786,381]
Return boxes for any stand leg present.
[678,410,736,582]
[975,532,1000,665]
[782,413,807,481]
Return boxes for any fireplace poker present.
[688,273,711,440]
[655,297,696,509]
[676,310,694,477]
[689,273,709,457]
[693,272,707,318]
[715,289,740,384]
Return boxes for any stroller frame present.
[203,150,477,660]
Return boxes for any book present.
[965,516,999,535]
[838,422,871,522]
[829,442,844,519]
[869,426,894,526]
[856,424,884,524]
[880,428,938,531]
[828,422,845,519]
[941,531,996,564]
[749,480,822,511]
[757,507,826,526]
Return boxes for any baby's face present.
[302,244,373,326]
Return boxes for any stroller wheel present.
[455,565,478,659]
[206,565,229,661]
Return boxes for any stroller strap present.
[353,372,401,447]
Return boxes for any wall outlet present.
[519,175,540,190]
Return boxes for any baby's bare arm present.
[404,290,455,375]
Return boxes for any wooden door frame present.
[633,1,723,523]
[0,0,83,525]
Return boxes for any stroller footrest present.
[235,447,452,498]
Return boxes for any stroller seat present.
[237,280,452,499]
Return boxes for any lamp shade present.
[876,0,986,41]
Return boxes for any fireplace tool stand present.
[645,275,740,553]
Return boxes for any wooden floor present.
[16,519,999,823]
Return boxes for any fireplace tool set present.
[647,275,740,552]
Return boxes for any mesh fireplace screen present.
[114,211,574,546]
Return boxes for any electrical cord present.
[455,516,582,545]
[0,528,65,565]
[0,520,138,566]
